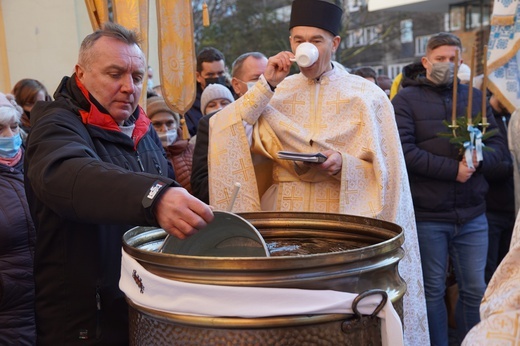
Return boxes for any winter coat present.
[392,62,505,223]
[24,74,177,345]
[165,131,194,193]
[184,83,203,136]
[191,113,212,203]
[0,156,36,345]
[484,110,514,213]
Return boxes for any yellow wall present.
[0,0,160,96]
[0,1,11,92]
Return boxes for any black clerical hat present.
[289,0,343,36]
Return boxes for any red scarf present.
[75,76,151,149]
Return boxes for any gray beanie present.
[200,84,234,115]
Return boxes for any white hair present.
[0,105,22,125]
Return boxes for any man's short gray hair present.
[231,52,267,78]
[79,22,142,68]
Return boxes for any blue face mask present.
[0,133,22,158]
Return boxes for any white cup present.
[292,42,319,68]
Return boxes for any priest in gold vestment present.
[462,211,520,345]
[207,0,429,344]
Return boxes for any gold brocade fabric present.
[84,0,109,30]
[462,211,520,345]
[208,69,430,345]
[156,0,196,115]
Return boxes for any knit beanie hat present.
[200,84,234,115]
[146,96,180,124]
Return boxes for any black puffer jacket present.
[484,110,514,213]
[0,156,36,345]
[392,62,505,223]
[24,75,177,345]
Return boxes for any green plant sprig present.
[437,112,498,155]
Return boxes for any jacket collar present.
[74,75,151,148]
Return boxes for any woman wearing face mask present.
[11,78,52,135]
[146,96,194,193]
[0,92,36,344]
[188,83,235,148]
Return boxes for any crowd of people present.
[0,0,517,345]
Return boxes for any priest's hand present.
[317,150,342,176]
[264,51,294,88]
[154,187,214,239]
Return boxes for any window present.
[415,35,431,57]
[372,65,384,76]
[367,25,383,44]
[388,63,411,80]
[465,4,490,29]
[449,2,491,31]
[345,28,365,48]
[400,19,413,43]
[448,7,463,31]
[347,0,366,13]
[344,25,382,48]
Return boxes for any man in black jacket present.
[24,22,213,345]
[392,32,505,345]
[184,47,233,136]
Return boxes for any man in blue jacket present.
[392,32,505,345]
[24,22,213,345]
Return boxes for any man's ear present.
[332,36,341,53]
[421,56,429,70]
[196,71,204,85]
[75,64,84,80]
[231,77,241,96]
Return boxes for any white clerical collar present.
[314,65,335,83]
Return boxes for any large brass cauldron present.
[123,212,405,345]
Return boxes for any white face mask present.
[159,129,178,147]
[236,78,257,95]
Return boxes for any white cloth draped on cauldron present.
[120,249,403,346]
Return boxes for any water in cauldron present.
[267,238,360,256]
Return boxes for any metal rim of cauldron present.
[123,211,405,301]
[123,211,403,269]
